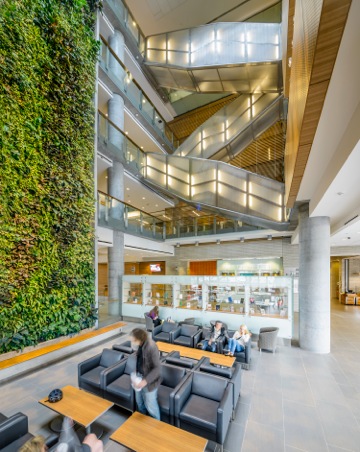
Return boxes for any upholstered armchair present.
[174,371,233,452]
[172,324,202,348]
[152,321,178,343]
[101,354,137,413]
[158,363,190,424]
[78,348,124,397]
[198,358,242,417]
[258,327,279,353]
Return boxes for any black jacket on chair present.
[0,412,33,451]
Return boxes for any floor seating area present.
[152,321,252,369]
[75,336,243,451]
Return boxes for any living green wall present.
[0,0,99,353]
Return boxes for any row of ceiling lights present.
[176,235,273,247]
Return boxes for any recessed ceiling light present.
[162,143,165,146]
[125,131,128,135]
[142,197,146,200]
[155,204,158,207]
[126,187,130,191]
[105,176,108,179]
[141,146,144,149]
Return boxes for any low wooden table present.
[157,341,235,367]
[39,385,113,434]
[110,412,207,452]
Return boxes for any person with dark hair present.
[130,328,161,420]
[148,305,161,327]
[202,321,228,352]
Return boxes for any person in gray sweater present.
[130,328,161,420]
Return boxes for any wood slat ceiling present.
[167,94,239,143]
[285,0,352,207]
[229,121,286,182]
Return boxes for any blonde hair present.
[19,436,46,452]
[239,324,249,335]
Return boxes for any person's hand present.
[134,379,147,389]
[208,339,213,345]
[82,433,103,452]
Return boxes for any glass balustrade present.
[99,37,178,150]
[105,0,146,56]
[175,93,284,160]
[97,191,264,240]
[97,112,286,225]
[98,191,164,240]
[146,22,281,67]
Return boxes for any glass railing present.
[98,191,165,240]
[104,0,146,56]
[146,22,281,67]
[98,111,145,173]
[99,36,178,150]
[97,191,265,240]
[97,113,286,226]
[174,93,284,160]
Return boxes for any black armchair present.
[152,321,178,343]
[78,348,124,397]
[174,371,233,452]
[198,358,242,418]
[224,331,252,369]
[172,324,201,348]
[101,354,137,413]
[158,363,190,425]
[163,351,202,370]
[0,412,33,451]
[112,340,133,354]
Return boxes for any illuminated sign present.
[150,264,161,272]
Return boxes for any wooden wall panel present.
[98,263,108,296]
[189,260,217,276]
[125,262,140,275]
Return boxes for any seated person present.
[19,433,103,452]
[148,306,162,327]
[202,321,228,352]
[225,324,250,356]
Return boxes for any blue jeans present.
[228,338,245,355]
[135,386,160,420]
[202,340,216,352]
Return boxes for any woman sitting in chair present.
[148,306,162,327]
[225,324,250,356]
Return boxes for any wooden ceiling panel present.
[284,0,352,207]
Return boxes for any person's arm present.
[233,331,241,340]
[243,333,250,343]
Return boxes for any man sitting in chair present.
[202,321,228,353]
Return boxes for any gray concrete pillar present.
[107,87,125,317]
[299,203,330,353]
[108,94,124,154]
[108,31,125,81]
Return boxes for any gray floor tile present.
[233,402,251,426]
[242,420,284,452]
[248,391,283,431]
[283,399,327,451]
[282,376,315,406]
[308,376,348,406]
[317,400,360,451]
[224,420,246,452]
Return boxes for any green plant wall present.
[0,0,99,353]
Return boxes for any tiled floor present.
[2,300,360,451]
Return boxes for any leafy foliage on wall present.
[0,0,99,353]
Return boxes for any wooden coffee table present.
[110,412,207,452]
[39,385,113,434]
[157,341,236,367]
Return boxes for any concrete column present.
[108,31,125,79]
[107,84,125,317]
[299,203,330,353]
[108,94,124,154]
